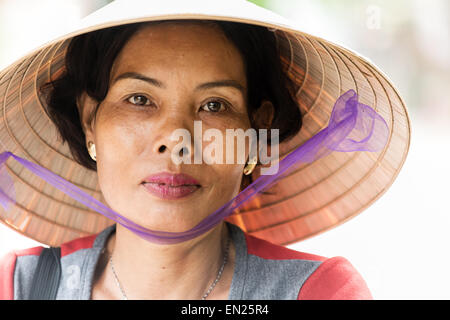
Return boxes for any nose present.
[151,112,198,164]
[156,135,197,166]
[157,143,190,158]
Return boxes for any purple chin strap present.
[0,90,389,244]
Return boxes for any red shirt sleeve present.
[297,256,373,300]
[0,251,17,300]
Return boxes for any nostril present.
[158,145,166,153]
[179,146,189,157]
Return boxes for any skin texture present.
[78,21,273,300]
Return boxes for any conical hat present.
[0,0,411,246]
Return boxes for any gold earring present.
[87,141,96,161]
[243,155,257,175]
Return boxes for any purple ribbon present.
[0,90,389,244]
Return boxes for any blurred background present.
[0,0,449,299]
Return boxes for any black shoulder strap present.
[28,247,62,300]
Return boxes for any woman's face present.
[83,22,252,232]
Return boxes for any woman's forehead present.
[110,22,246,84]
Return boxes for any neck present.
[103,221,234,300]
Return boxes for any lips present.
[141,172,201,200]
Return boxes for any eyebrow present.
[112,72,246,96]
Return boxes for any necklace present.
[108,235,231,300]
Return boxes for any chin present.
[129,208,204,233]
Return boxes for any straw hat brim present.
[0,0,411,246]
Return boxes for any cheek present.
[94,102,147,161]
[96,120,137,169]
[201,113,252,159]
[93,109,143,207]
[198,118,251,198]
[203,162,244,216]
[214,163,244,191]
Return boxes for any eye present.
[200,99,228,113]
[127,94,153,106]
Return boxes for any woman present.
[0,0,410,300]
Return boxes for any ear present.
[252,99,274,130]
[76,92,98,143]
